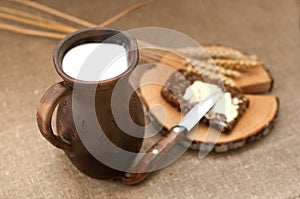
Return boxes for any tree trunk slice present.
[158,52,273,94]
[203,45,273,93]
[234,65,273,94]
[139,67,279,152]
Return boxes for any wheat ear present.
[141,48,241,78]
[178,45,260,70]
[213,58,260,70]
[203,45,257,60]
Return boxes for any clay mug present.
[37,28,145,179]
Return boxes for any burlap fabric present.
[0,0,299,198]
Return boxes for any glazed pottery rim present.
[53,27,139,87]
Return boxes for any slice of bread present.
[161,69,249,133]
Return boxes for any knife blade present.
[122,89,223,185]
[178,90,223,131]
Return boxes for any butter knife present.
[122,90,223,185]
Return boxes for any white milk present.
[62,43,128,81]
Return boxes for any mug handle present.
[37,82,72,151]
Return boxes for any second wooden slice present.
[158,50,273,94]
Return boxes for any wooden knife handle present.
[122,125,187,185]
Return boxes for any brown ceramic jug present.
[37,28,145,179]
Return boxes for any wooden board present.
[139,66,279,152]
[159,53,273,94]
[234,65,273,93]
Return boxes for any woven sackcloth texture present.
[0,0,299,198]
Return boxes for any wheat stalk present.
[204,45,258,60]
[140,48,241,78]
[178,46,260,70]
[213,58,261,70]
[178,45,249,60]
[0,22,66,39]
[176,46,210,60]
[0,0,240,87]
[10,0,95,27]
[185,64,236,87]
[140,48,239,88]
[10,0,154,28]
[0,10,76,33]
[99,0,154,27]
[0,0,152,38]
[0,6,77,33]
